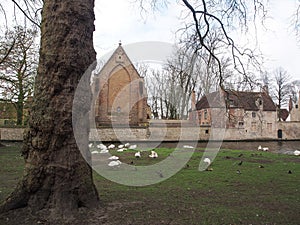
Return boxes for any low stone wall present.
[278,122,300,140]
[89,128,149,142]
[1,123,299,142]
[0,128,24,141]
[89,127,203,142]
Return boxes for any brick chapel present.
[92,43,150,127]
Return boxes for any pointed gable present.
[98,43,142,81]
[93,43,150,126]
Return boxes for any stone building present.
[190,89,278,139]
[0,97,32,126]
[289,91,300,121]
[0,102,17,125]
[92,43,150,127]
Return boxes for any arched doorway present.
[277,129,283,139]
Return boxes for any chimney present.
[297,91,300,109]
[289,96,293,112]
[191,90,196,110]
[262,85,269,95]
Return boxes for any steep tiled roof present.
[196,90,277,111]
[279,109,289,121]
[195,91,225,109]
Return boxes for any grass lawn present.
[0,142,300,224]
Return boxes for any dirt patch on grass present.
[222,155,274,164]
[0,205,110,225]
[282,157,300,163]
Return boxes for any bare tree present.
[292,1,300,41]
[272,67,292,120]
[164,46,198,119]
[290,80,300,104]
[0,0,42,27]
[143,37,234,120]
[0,26,38,125]
[145,68,169,119]
[139,0,266,87]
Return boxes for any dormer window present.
[204,110,208,119]
[256,97,263,107]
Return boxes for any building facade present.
[92,43,150,127]
[190,89,279,139]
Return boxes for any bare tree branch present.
[10,0,41,27]
[138,0,267,89]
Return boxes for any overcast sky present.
[93,1,300,82]
[1,0,299,82]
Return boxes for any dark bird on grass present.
[186,164,190,168]
[236,170,241,174]
[288,170,292,174]
[156,171,164,178]
[238,161,243,166]
[259,165,264,168]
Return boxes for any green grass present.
[1,143,300,224]
[0,143,24,201]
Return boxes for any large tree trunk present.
[0,0,99,219]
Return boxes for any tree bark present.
[0,0,99,219]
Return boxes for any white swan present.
[149,150,158,158]
[262,147,269,151]
[124,143,130,147]
[108,144,115,149]
[294,150,300,156]
[129,145,137,150]
[203,157,211,166]
[108,160,122,167]
[135,151,141,158]
[183,145,194,149]
[99,149,109,154]
[97,144,107,150]
[108,156,119,160]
